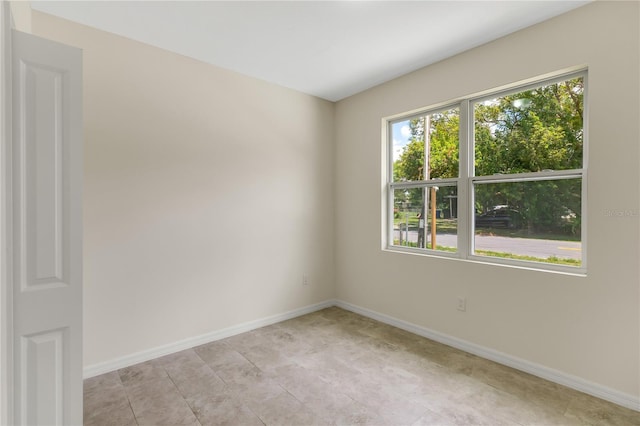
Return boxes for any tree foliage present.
[393,78,584,235]
[474,78,583,175]
[395,109,459,182]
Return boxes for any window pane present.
[392,186,457,252]
[392,108,459,182]
[473,178,582,266]
[474,77,584,176]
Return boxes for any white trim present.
[469,69,587,105]
[334,300,640,412]
[0,2,13,425]
[458,99,471,260]
[472,169,583,184]
[383,118,393,249]
[83,299,336,379]
[83,298,639,412]
[580,71,589,272]
[384,71,587,275]
[390,178,458,190]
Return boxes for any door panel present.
[22,328,67,425]
[23,62,67,290]
[12,30,82,426]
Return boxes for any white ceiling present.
[31,1,590,101]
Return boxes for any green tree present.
[394,110,459,211]
[395,109,459,182]
[393,77,584,235]
[474,78,583,234]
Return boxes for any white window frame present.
[384,69,587,275]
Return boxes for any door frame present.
[0,1,13,425]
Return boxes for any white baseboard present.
[83,299,336,379]
[83,297,639,412]
[334,300,640,412]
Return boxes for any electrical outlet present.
[302,274,310,286]
[457,297,467,312]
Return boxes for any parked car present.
[475,207,522,229]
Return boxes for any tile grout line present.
[84,308,639,425]
[161,362,203,426]
[191,342,268,425]
[117,369,141,426]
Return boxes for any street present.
[394,229,581,260]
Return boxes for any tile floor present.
[84,307,639,425]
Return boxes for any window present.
[390,108,460,252]
[386,71,586,273]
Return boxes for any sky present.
[392,120,411,162]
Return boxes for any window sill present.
[383,246,587,277]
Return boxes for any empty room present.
[1,1,639,425]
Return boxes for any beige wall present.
[9,1,31,33]
[32,12,336,367]
[335,1,639,400]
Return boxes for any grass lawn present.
[392,240,581,267]
[474,250,581,267]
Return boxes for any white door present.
[11,30,83,425]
